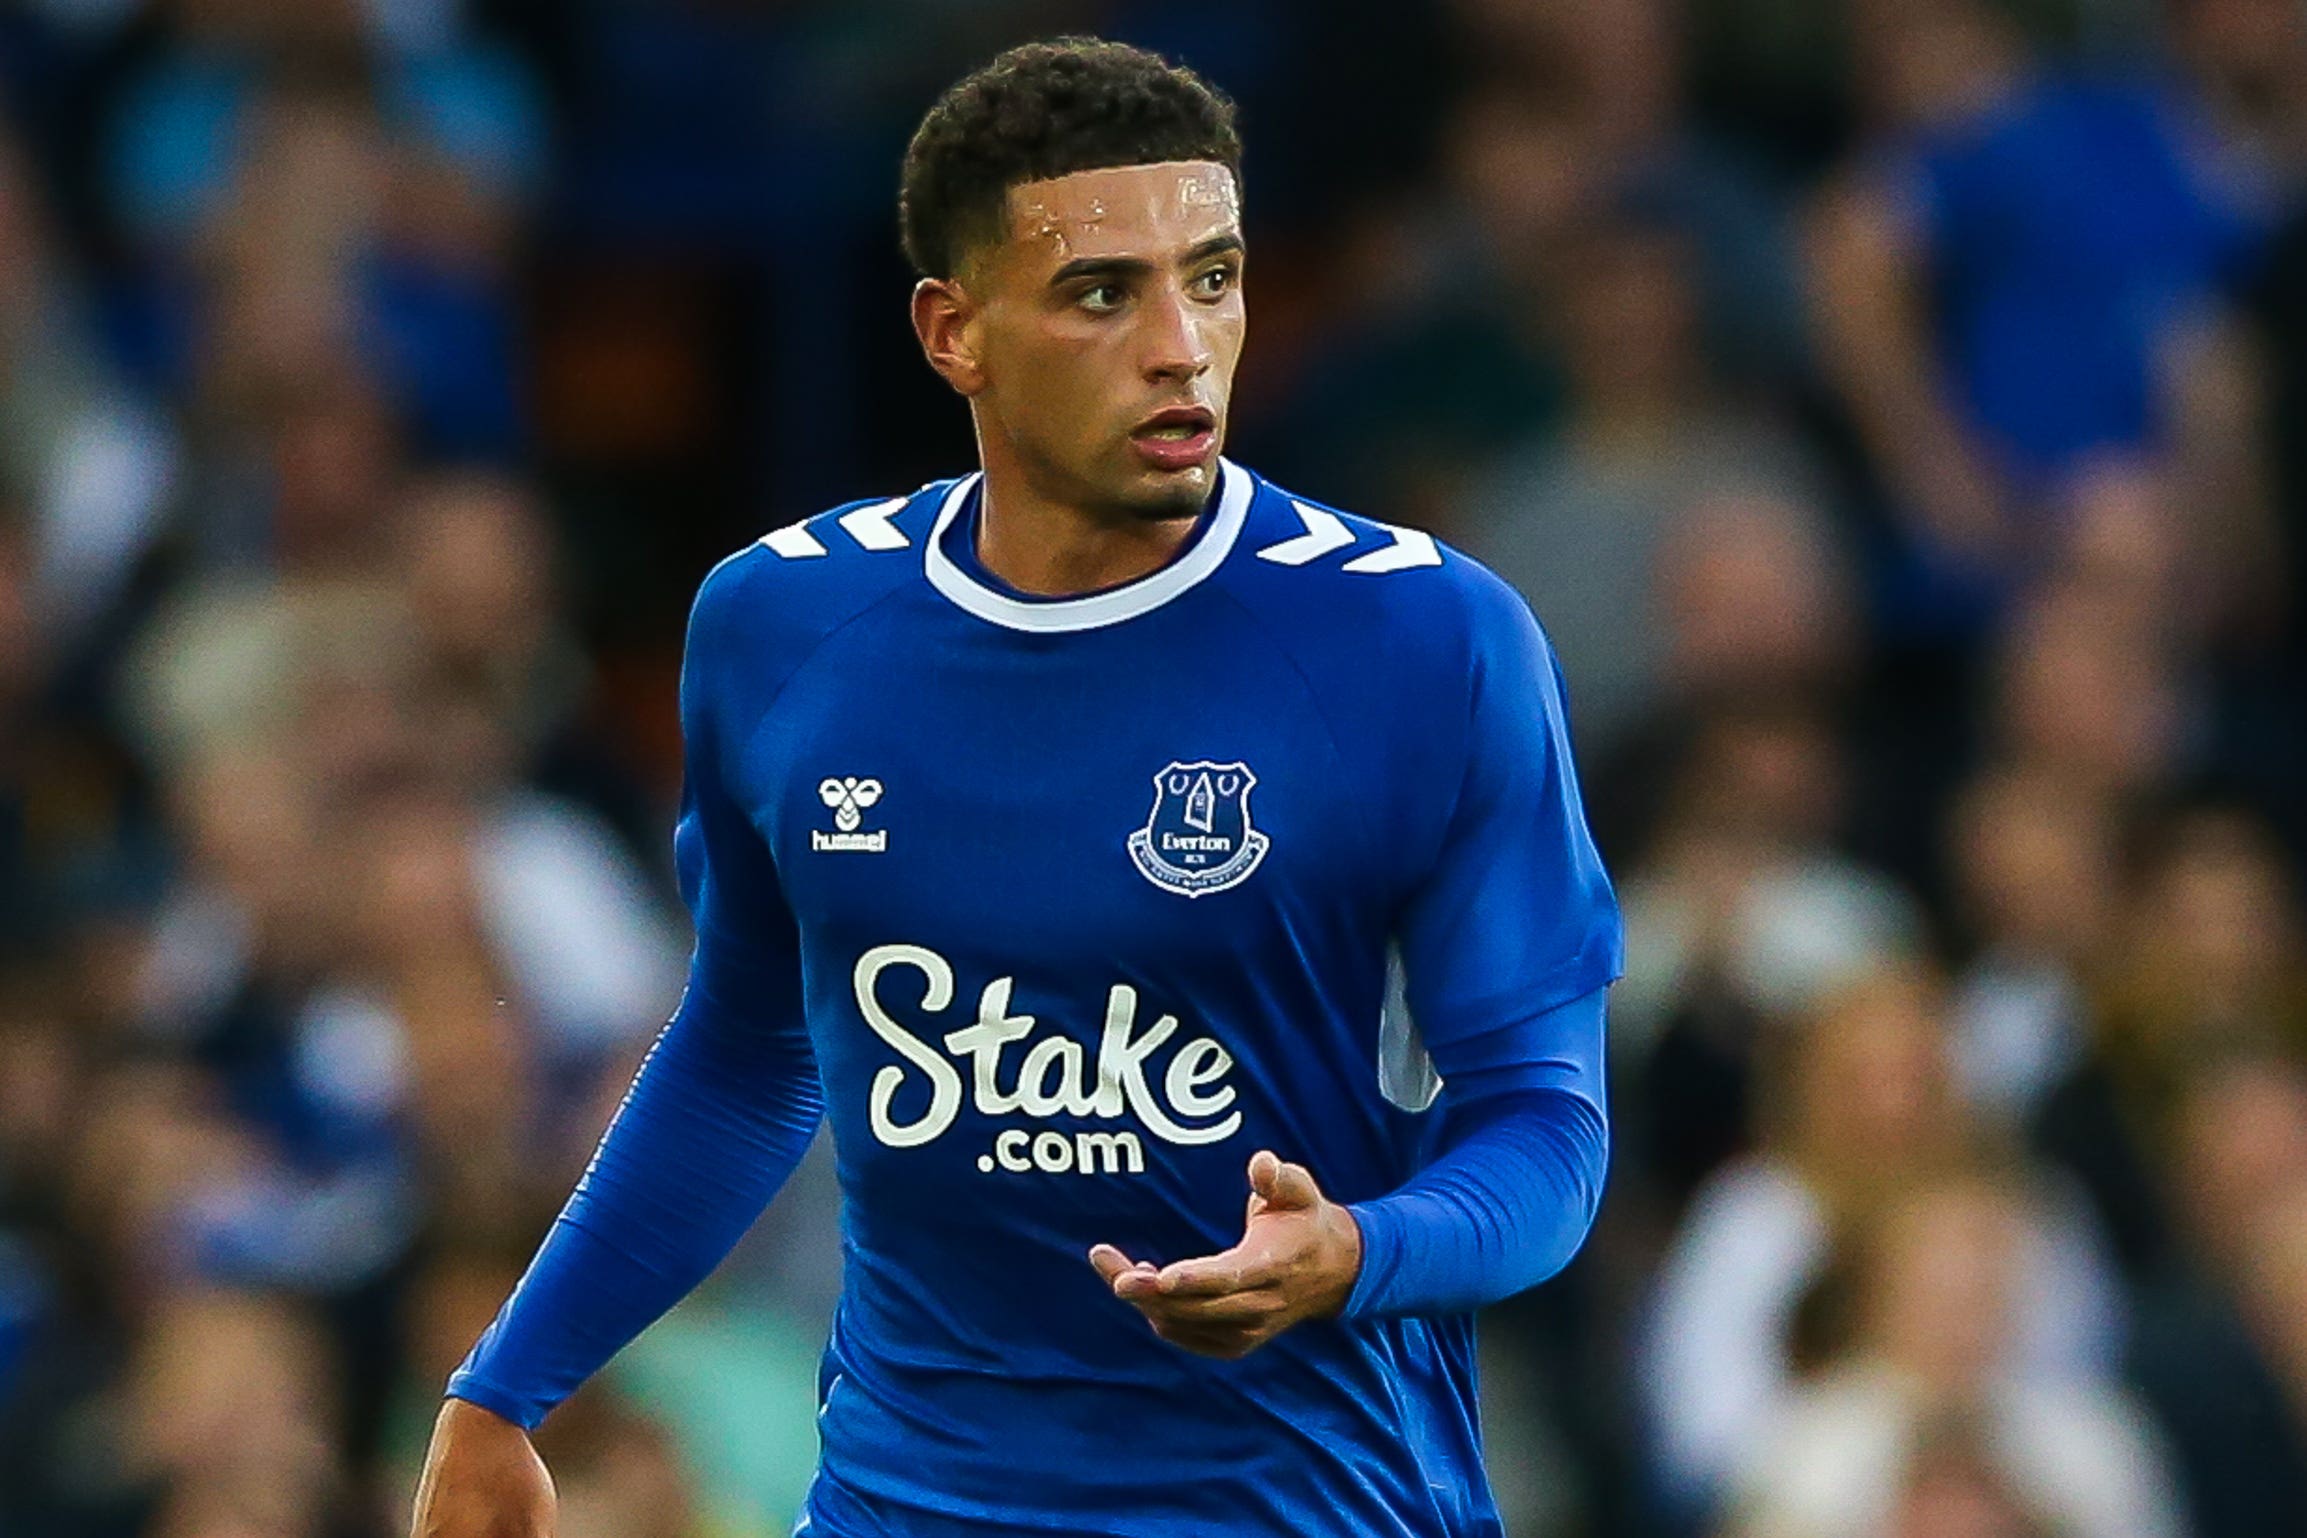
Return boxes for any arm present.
[443,960,823,1426]
[414,555,815,1535]
[1341,573,1620,1319]
[1089,992,1611,1355]
[1809,170,2012,562]
[1341,992,1609,1319]
[412,976,820,1537]
[1091,573,1622,1349]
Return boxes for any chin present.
[1118,463,1217,522]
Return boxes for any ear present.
[912,277,988,397]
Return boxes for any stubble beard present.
[1117,472,1214,523]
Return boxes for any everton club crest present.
[1128,760,1271,897]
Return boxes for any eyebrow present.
[1047,233,1245,288]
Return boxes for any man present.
[412,37,1620,1538]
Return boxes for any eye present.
[1079,283,1125,314]
[1190,264,1237,299]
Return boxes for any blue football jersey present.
[677,460,1622,1536]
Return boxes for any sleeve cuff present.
[443,1369,550,1433]
[1339,1198,1406,1322]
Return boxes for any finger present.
[1094,1247,1164,1301]
[1247,1148,1281,1193]
[1131,1288,1287,1328]
[1088,1244,1140,1285]
[1156,1242,1282,1298]
[1251,1152,1322,1212]
[1113,1265,1164,1301]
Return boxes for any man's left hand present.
[1089,1149,1362,1360]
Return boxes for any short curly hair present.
[899,38,1242,280]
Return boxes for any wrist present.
[1336,1197,1401,1322]
[442,1381,541,1438]
[1321,1200,1364,1319]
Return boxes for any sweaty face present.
[962,161,1245,521]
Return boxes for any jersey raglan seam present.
[707,485,951,735]
[755,577,924,724]
[695,507,945,892]
[724,576,930,800]
[1205,580,1392,889]
[1405,560,1568,905]
[1224,481,1491,911]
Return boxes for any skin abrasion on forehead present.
[1000,162,1241,272]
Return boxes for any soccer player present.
[411,37,1621,1538]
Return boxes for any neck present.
[971,426,1203,597]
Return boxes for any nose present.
[1140,284,1213,385]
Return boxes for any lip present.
[1130,406,1218,472]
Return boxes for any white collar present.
[922,459,1251,634]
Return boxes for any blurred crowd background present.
[2,0,2306,1535]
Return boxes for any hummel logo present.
[820,776,882,830]
[814,777,887,853]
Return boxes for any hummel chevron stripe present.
[1342,525,1441,574]
[837,498,911,552]
[760,522,828,558]
[1255,501,1356,566]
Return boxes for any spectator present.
[0,8,2303,1536]
[1942,763,2121,1123]
[1724,1172,2183,1538]
[1610,698,1920,1202]
[104,0,542,458]
[1452,210,1837,758]
[2032,804,2307,1282]
[1880,1413,2066,1538]
[125,1290,351,1538]
[2125,1058,2307,1538]
[1811,0,2263,631]
[0,124,177,648]
[1637,967,2122,1524]
[1988,576,2189,800]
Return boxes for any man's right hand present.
[410,1397,556,1538]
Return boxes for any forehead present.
[1000,160,1239,260]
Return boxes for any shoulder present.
[1223,467,1545,672]
[686,477,963,676]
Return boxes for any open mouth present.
[1133,406,1216,442]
